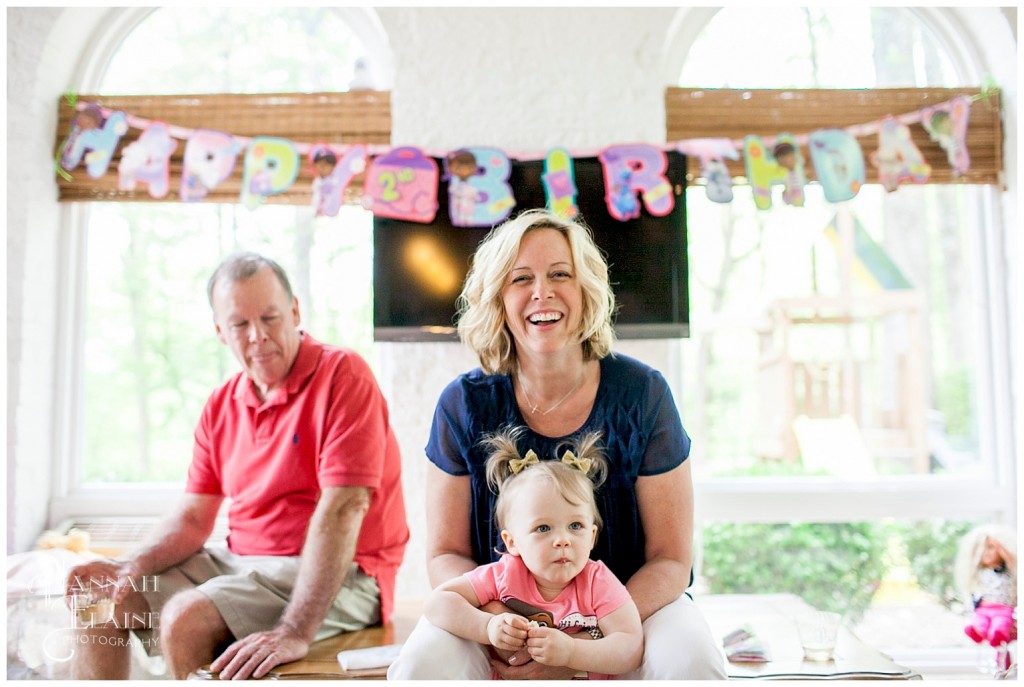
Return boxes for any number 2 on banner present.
[362,147,440,223]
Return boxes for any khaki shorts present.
[134,543,380,655]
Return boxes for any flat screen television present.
[373,151,688,342]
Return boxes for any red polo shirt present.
[188,333,408,622]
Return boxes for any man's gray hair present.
[207,251,294,308]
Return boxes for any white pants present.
[387,594,727,680]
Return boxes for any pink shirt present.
[188,333,408,622]
[465,555,632,679]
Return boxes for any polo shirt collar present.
[236,331,322,408]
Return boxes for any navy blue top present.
[426,353,691,586]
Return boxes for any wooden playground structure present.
[756,291,930,475]
[754,209,930,476]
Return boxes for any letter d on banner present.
[241,137,299,210]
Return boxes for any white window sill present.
[49,483,190,525]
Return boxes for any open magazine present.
[722,625,771,663]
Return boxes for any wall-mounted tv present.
[373,151,688,342]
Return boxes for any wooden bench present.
[191,598,422,680]
[193,594,920,680]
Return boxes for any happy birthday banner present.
[54,88,1001,221]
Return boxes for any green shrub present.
[888,519,976,611]
[700,522,888,623]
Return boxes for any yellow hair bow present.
[561,450,592,475]
[510,449,539,475]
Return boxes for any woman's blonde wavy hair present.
[456,209,616,375]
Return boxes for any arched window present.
[671,7,1012,666]
[67,8,385,484]
[679,7,960,88]
[678,7,990,480]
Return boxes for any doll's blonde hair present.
[482,425,607,533]
[953,523,1017,606]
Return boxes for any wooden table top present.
[193,594,921,680]
[694,593,922,680]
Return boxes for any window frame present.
[47,6,394,523]
[659,6,1015,519]
[667,6,1017,667]
[49,7,1016,530]
[689,183,1015,526]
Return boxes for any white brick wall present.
[7,8,105,554]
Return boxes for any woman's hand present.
[491,656,579,680]
[492,629,597,679]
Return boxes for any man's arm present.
[65,493,222,603]
[210,485,371,680]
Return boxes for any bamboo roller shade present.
[55,91,392,204]
[666,87,1003,187]
[55,87,1002,204]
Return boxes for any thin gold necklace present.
[517,369,585,416]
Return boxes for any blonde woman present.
[389,209,725,679]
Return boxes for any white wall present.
[7,8,111,554]
[7,7,1018,601]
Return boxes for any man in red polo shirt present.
[64,252,408,680]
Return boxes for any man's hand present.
[487,613,529,652]
[64,558,140,606]
[209,624,309,680]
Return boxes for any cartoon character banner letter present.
[870,117,931,192]
[920,95,971,176]
[444,147,515,227]
[744,134,806,210]
[598,144,674,221]
[117,122,178,198]
[542,148,579,219]
[59,104,129,178]
[240,137,300,210]
[310,144,367,218]
[808,129,866,203]
[181,129,240,202]
[677,138,739,203]
[362,147,439,223]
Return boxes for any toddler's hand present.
[487,613,529,651]
[525,624,574,667]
